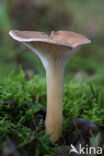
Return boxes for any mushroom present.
[9,30,91,141]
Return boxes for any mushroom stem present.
[23,43,72,141]
[45,66,64,141]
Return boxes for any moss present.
[0,70,104,155]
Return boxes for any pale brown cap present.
[9,30,91,48]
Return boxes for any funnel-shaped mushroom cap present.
[9,30,91,69]
[9,30,90,48]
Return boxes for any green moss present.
[0,70,104,155]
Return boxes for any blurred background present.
[0,0,104,80]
